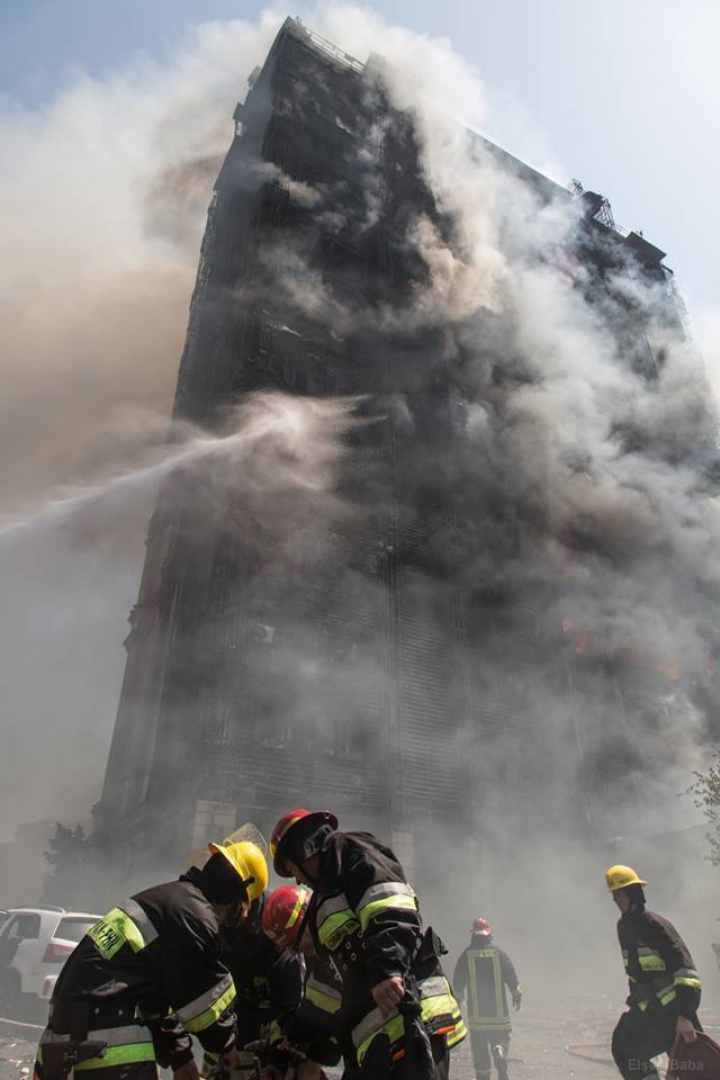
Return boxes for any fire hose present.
[564,1016,720,1067]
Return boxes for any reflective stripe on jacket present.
[306,831,466,1065]
[37,1023,156,1073]
[50,873,237,1057]
[452,943,520,1033]
[278,954,343,1068]
[618,908,701,1015]
[351,974,466,1065]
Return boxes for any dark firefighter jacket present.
[47,872,237,1069]
[221,899,303,1037]
[452,944,520,1033]
[617,908,701,1016]
[203,899,304,1079]
[305,831,466,1068]
[279,953,343,1067]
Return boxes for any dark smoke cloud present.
[1,4,718,1006]
[165,2,720,986]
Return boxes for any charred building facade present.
[95,18,714,888]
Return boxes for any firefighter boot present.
[491,1043,508,1080]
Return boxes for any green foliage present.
[689,748,720,865]
[42,822,88,906]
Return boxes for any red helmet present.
[270,809,338,877]
[471,918,492,936]
[262,885,312,950]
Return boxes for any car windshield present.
[55,918,97,943]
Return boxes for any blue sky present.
[1,0,717,312]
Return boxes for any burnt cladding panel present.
[397,565,459,809]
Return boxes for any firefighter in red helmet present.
[453,918,521,1080]
[262,885,342,1077]
[269,809,466,1079]
[201,888,303,1080]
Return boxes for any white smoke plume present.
[0,8,337,840]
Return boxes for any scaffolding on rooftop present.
[292,17,365,74]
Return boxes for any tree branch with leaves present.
[689,747,720,865]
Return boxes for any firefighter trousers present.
[612,1005,702,1079]
[469,1030,510,1080]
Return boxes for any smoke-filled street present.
[1,985,719,1077]
[0,1000,622,1080]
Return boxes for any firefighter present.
[34,840,268,1080]
[262,884,343,1075]
[269,809,466,1079]
[202,891,304,1080]
[452,918,521,1080]
[606,865,702,1080]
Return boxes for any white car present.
[0,907,100,1016]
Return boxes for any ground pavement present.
[4,991,709,1080]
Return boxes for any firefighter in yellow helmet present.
[606,865,702,1079]
[34,840,268,1080]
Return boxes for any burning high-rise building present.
[94,18,716,890]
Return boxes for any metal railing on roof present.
[293,18,365,74]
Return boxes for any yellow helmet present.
[208,840,269,902]
[605,865,648,892]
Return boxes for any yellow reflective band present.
[353,977,464,1062]
[421,987,462,1033]
[470,1020,512,1031]
[317,909,358,951]
[262,1020,283,1046]
[284,888,309,931]
[183,981,237,1033]
[74,1043,155,1071]
[358,894,418,933]
[638,954,666,972]
[356,1013,405,1064]
[447,1011,468,1048]
[87,908,146,959]
[120,899,158,946]
[271,814,307,857]
[657,987,677,1006]
[673,968,701,990]
[306,982,342,1015]
[467,949,507,1029]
